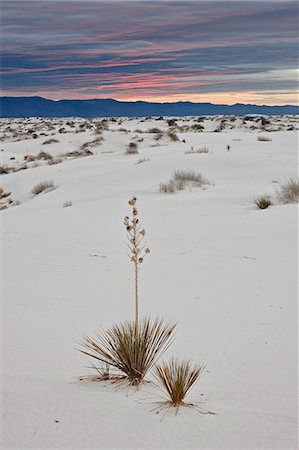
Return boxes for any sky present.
[1,0,299,105]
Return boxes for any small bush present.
[257,135,272,142]
[0,166,9,174]
[42,138,59,145]
[276,177,299,204]
[126,142,139,154]
[31,180,55,195]
[160,170,211,194]
[185,146,209,154]
[48,157,63,165]
[154,133,163,142]
[80,137,104,151]
[253,195,272,209]
[37,151,53,160]
[135,158,150,165]
[167,131,179,142]
[0,187,11,199]
[63,200,72,208]
[159,179,177,194]
[80,317,176,386]
[173,169,210,188]
[153,358,207,413]
[148,127,162,134]
[63,149,93,158]
[24,154,37,162]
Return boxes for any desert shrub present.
[173,169,210,189]
[185,146,209,154]
[159,179,177,194]
[253,195,272,209]
[0,166,9,174]
[63,200,72,208]
[80,136,104,150]
[154,133,163,141]
[15,164,27,172]
[126,142,139,154]
[167,131,179,142]
[135,158,150,165]
[63,149,93,158]
[160,170,211,194]
[81,317,176,386]
[31,180,55,195]
[191,123,204,131]
[48,157,63,166]
[148,127,162,134]
[37,151,53,160]
[0,187,11,199]
[276,177,299,203]
[24,154,37,162]
[257,135,272,142]
[42,138,59,145]
[153,358,207,413]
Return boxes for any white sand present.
[0,116,298,449]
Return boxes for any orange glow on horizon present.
[2,90,298,107]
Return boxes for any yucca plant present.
[80,197,176,386]
[81,317,176,386]
[253,195,272,209]
[153,358,213,414]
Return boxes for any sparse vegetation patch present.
[32,180,55,195]
[276,177,299,203]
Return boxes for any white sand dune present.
[1,116,298,449]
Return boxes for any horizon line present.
[1,95,298,108]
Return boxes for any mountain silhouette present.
[1,96,298,117]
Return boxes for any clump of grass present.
[135,158,150,165]
[48,157,63,166]
[126,142,139,154]
[24,154,37,162]
[276,177,299,203]
[185,146,209,154]
[148,127,162,134]
[153,358,209,414]
[253,195,272,209]
[80,317,176,386]
[173,169,209,189]
[42,138,59,145]
[63,148,93,158]
[160,170,211,194]
[80,136,104,150]
[167,131,179,142]
[37,151,53,160]
[159,179,177,194]
[0,187,11,199]
[31,180,55,195]
[63,200,72,208]
[257,135,272,142]
[0,165,10,174]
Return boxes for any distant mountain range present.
[0,96,298,118]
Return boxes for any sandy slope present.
[0,117,298,449]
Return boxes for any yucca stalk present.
[124,197,150,334]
